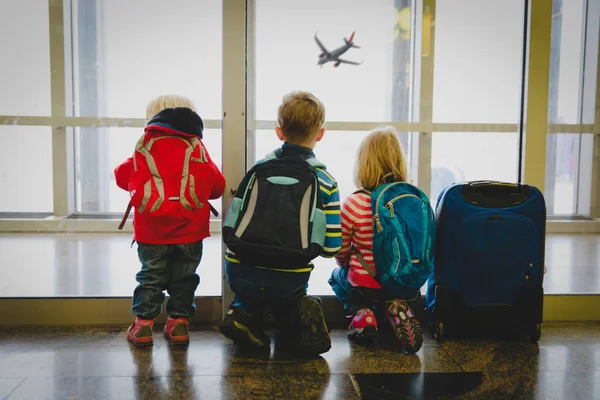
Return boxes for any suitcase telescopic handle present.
[463,181,529,207]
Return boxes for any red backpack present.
[118,129,216,230]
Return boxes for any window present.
[75,128,222,214]
[0,0,51,116]
[430,132,520,205]
[0,127,53,213]
[70,0,223,213]
[545,0,599,216]
[254,0,417,123]
[432,0,526,123]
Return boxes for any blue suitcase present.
[425,181,546,342]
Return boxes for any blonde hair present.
[277,90,325,143]
[355,126,409,190]
[146,95,196,120]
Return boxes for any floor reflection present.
[0,323,598,399]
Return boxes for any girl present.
[328,126,424,354]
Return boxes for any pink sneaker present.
[164,316,190,345]
[127,317,154,347]
[386,300,423,354]
[348,308,378,341]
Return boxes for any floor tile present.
[0,378,24,400]
[350,372,484,400]
[0,346,159,378]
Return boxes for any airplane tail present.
[344,31,356,45]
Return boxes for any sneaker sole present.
[295,297,331,356]
[387,304,424,354]
[348,324,378,342]
[219,320,270,349]
[127,326,153,347]
[164,332,190,346]
[127,335,153,347]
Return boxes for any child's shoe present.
[127,317,155,347]
[219,305,271,349]
[164,316,190,345]
[385,299,423,354]
[293,295,331,356]
[348,308,378,341]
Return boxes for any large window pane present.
[545,134,581,216]
[254,0,417,122]
[430,132,519,205]
[254,130,415,202]
[0,1,51,116]
[545,0,600,216]
[70,0,222,119]
[0,126,53,213]
[255,129,416,296]
[75,128,222,214]
[433,0,526,123]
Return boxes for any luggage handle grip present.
[462,181,530,207]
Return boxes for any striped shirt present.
[335,191,381,288]
[226,143,342,272]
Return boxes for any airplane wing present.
[314,33,330,55]
[337,58,363,65]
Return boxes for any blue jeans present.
[132,241,203,319]
[226,261,310,324]
[329,267,420,315]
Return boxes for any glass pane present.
[545,134,580,215]
[430,132,519,205]
[0,0,51,116]
[544,0,600,216]
[255,129,416,296]
[254,0,417,122]
[0,126,53,213]
[254,130,414,201]
[433,0,526,123]
[0,234,221,297]
[547,0,589,124]
[71,0,222,119]
[75,128,222,214]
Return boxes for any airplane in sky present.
[314,31,363,67]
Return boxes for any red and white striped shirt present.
[335,191,381,289]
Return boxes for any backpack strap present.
[118,201,133,230]
[351,246,378,279]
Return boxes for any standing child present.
[329,126,434,354]
[115,95,225,347]
[220,90,342,356]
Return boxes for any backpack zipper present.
[385,193,420,218]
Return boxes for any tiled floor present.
[0,322,598,399]
[0,233,599,297]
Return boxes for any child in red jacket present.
[115,95,225,346]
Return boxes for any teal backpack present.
[355,182,436,297]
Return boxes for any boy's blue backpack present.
[355,182,436,297]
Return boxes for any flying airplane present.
[314,31,363,67]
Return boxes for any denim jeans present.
[329,267,421,316]
[132,241,203,319]
[226,261,310,325]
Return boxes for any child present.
[220,90,342,356]
[115,95,225,347]
[328,126,425,354]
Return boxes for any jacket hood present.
[146,107,204,138]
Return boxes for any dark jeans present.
[132,241,203,319]
[329,267,421,316]
[226,261,310,326]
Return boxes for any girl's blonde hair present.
[146,95,196,120]
[355,126,409,190]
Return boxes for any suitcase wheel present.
[529,324,541,342]
[434,322,445,342]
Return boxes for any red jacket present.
[115,108,225,244]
